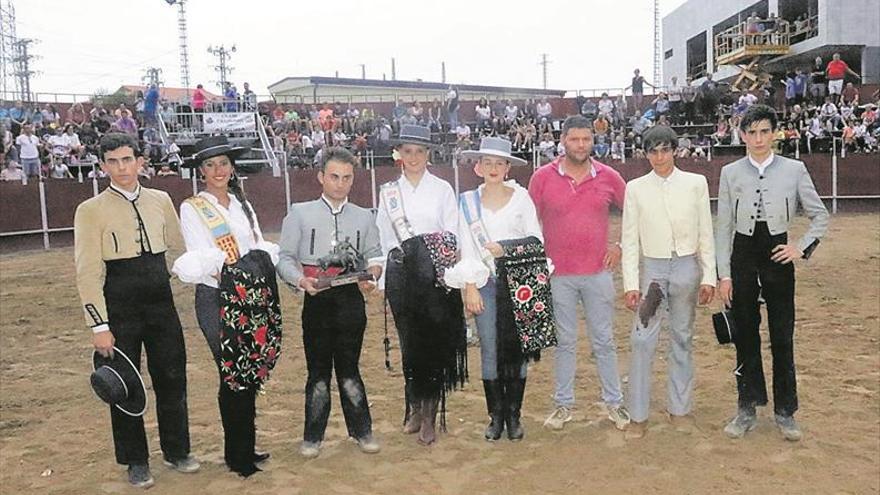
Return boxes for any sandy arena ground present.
[1,214,878,495]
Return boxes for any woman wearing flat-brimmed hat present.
[172,135,282,477]
[445,137,556,442]
[376,124,467,446]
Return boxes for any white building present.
[662,0,880,84]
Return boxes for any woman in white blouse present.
[172,136,280,478]
[445,137,545,442]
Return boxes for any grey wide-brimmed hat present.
[91,347,148,417]
[460,136,527,166]
[390,124,437,148]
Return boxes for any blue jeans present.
[474,277,528,380]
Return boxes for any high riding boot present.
[417,396,439,446]
[482,380,505,441]
[403,400,422,434]
[504,378,526,441]
[219,387,260,477]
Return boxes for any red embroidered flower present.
[249,352,260,359]
[219,307,226,318]
[535,301,545,312]
[261,288,269,299]
[223,360,234,368]
[515,285,533,303]
[254,325,268,346]
[238,314,249,326]
[236,285,247,300]
[256,366,269,379]
[267,347,277,362]
[537,273,548,284]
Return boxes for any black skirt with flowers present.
[218,250,283,391]
[495,237,557,379]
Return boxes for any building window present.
[664,49,674,60]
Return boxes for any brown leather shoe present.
[625,421,647,440]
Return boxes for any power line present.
[13,37,37,101]
[539,53,551,89]
[653,0,661,87]
[142,67,163,87]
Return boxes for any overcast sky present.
[12,0,687,97]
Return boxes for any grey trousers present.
[550,271,624,408]
[626,255,701,423]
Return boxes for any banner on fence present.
[203,112,256,133]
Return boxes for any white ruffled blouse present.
[173,191,280,288]
[444,180,550,289]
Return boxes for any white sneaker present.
[608,405,631,430]
[543,406,573,430]
[299,441,321,459]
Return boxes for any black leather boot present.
[482,380,505,441]
[504,378,526,441]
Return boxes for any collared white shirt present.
[321,194,348,214]
[110,183,141,201]
[621,167,716,292]
[376,170,458,256]
[748,152,775,175]
[173,191,279,288]
[444,181,544,288]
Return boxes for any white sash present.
[460,189,496,276]
[380,180,416,243]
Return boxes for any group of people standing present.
[75,103,828,489]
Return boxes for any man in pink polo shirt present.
[529,115,631,431]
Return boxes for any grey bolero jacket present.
[715,154,829,279]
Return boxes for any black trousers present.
[195,284,259,471]
[731,222,798,416]
[301,284,372,443]
[104,254,190,465]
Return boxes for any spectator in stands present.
[521,98,536,120]
[138,160,155,180]
[144,84,160,127]
[676,135,692,158]
[805,112,825,153]
[593,133,610,159]
[113,103,129,120]
[242,82,257,112]
[782,123,801,155]
[597,93,614,119]
[738,90,758,110]
[808,57,827,107]
[841,82,859,107]
[580,98,598,122]
[115,110,138,137]
[0,154,22,181]
[610,133,625,161]
[698,73,719,123]
[64,124,83,157]
[166,137,182,168]
[536,97,553,122]
[652,93,670,122]
[193,84,207,114]
[593,114,610,136]
[9,100,26,136]
[134,91,146,123]
[15,124,41,178]
[455,121,472,146]
[825,53,860,103]
[64,103,86,128]
[610,94,625,128]
[49,158,73,179]
[475,98,492,130]
[680,76,697,125]
[819,96,841,129]
[1,124,11,155]
[157,163,178,177]
[631,110,652,136]
[667,78,683,123]
[781,71,799,114]
[626,69,654,115]
[446,86,460,129]
[504,100,518,124]
[712,116,730,145]
[224,83,239,112]
[0,104,9,132]
[160,100,176,131]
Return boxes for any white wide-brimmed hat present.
[460,137,527,167]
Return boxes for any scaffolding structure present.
[0,0,17,98]
[714,20,792,91]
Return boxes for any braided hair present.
[226,166,256,233]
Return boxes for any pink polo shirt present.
[528,157,625,276]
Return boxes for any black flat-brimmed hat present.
[390,124,437,148]
[91,347,148,417]
[182,135,248,168]
[712,307,737,345]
